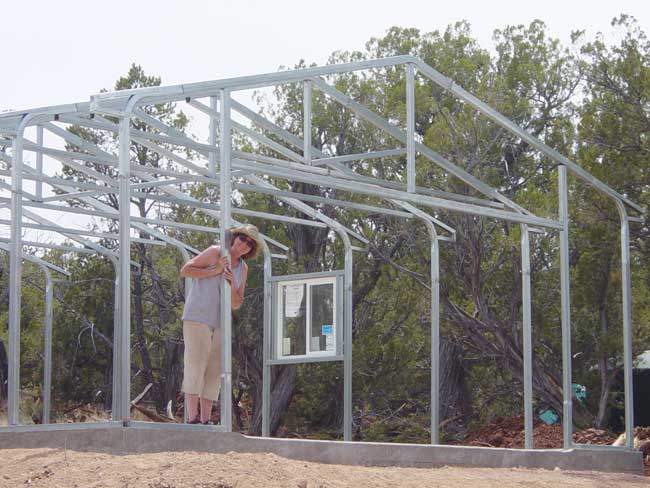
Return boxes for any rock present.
[488,433,504,446]
[639,440,650,457]
[297,480,308,488]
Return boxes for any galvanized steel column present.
[109,257,122,420]
[558,165,573,447]
[261,242,272,437]
[118,115,132,423]
[209,96,218,177]
[35,125,43,201]
[8,128,25,425]
[175,245,192,424]
[343,234,353,441]
[615,201,635,449]
[406,63,415,193]
[521,224,533,449]
[219,89,233,431]
[42,268,53,424]
[430,234,440,444]
[304,80,312,165]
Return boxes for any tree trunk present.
[442,295,592,428]
[161,338,184,417]
[132,247,155,401]
[0,338,7,403]
[267,365,297,434]
[439,338,471,436]
[595,258,613,428]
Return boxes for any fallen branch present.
[130,383,153,406]
[131,403,174,423]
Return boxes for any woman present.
[180,224,262,424]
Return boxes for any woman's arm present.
[180,246,226,279]
[228,262,248,310]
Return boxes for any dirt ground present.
[1,448,648,488]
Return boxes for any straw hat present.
[229,224,263,260]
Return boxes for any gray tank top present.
[182,258,246,330]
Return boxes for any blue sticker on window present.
[321,325,332,335]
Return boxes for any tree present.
[573,15,650,427]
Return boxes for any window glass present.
[310,283,334,353]
[281,283,306,356]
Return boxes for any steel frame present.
[0,56,644,451]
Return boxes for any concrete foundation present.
[0,423,643,475]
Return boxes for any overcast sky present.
[1,0,648,111]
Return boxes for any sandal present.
[187,416,201,424]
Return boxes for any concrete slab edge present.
[0,426,643,475]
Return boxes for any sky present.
[1,0,648,111]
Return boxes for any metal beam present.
[312,149,406,166]
[521,224,533,449]
[244,176,368,245]
[0,242,70,276]
[188,99,304,163]
[406,63,416,193]
[614,200,635,449]
[413,59,645,214]
[558,165,572,448]
[208,96,218,177]
[90,56,415,110]
[232,158,563,230]
[304,80,312,165]
[311,76,533,216]
[117,113,132,423]
[235,183,415,219]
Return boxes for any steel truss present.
[0,56,644,450]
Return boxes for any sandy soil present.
[0,448,648,488]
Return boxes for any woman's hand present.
[223,263,233,284]
[216,255,230,275]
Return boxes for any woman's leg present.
[182,321,212,422]
[186,393,200,422]
[200,397,213,424]
[200,328,222,423]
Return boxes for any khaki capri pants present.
[182,320,221,401]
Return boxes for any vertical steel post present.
[209,96,219,178]
[176,245,191,424]
[406,63,416,193]
[8,129,25,425]
[219,89,233,431]
[521,224,533,449]
[118,115,132,423]
[558,164,573,448]
[42,268,53,424]
[615,201,635,448]
[108,256,122,420]
[303,80,312,165]
[261,242,272,437]
[430,233,440,444]
[35,125,43,201]
[342,232,353,441]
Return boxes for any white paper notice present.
[282,338,291,356]
[326,333,335,352]
[310,336,321,352]
[284,284,304,318]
